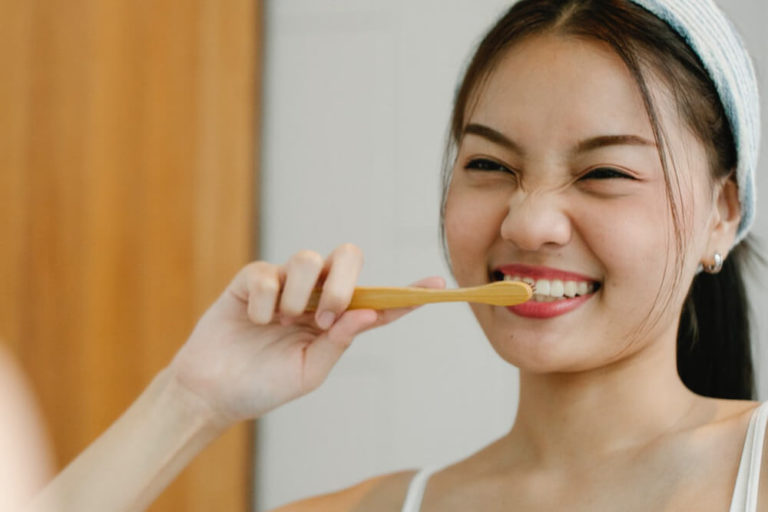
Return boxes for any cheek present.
[577,193,674,285]
[444,186,506,283]
[581,199,681,340]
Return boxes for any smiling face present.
[444,34,726,373]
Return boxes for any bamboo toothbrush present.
[305,280,532,311]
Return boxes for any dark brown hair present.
[440,0,754,399]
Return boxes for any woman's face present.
[444,34,726,373]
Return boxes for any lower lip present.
[506,293,594,319]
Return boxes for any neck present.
[506,332,702,468]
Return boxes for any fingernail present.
[316,311,335,330]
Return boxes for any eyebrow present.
[464,123,524,154]
[463,123,656,155]
[574,134,656,153]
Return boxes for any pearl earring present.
[703,252,724,274]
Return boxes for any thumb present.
[299,276,446,390]
[301,309,379,391]
[408,275,447,290]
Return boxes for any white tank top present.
[401,402,768,512]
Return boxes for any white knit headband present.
[628,0,761,245]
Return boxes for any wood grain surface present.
[0,0,260,509]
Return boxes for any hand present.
[166,243,445,428]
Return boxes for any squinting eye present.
[580,167,635,180]
[465,158,512,173]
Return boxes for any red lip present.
[495,264,598,283]
[506,294,594,319]
[492,264,600,319]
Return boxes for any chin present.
[481,318,629,376]
[483,327,578,373]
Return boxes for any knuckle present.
[244,260,273,274]
[290,250,324,270]
[252,277,279,296]
[336,243,363,261]
[245,264,280,294]
[242,261,277,284]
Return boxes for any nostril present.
[500,198,573,252]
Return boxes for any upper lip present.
[492,263,599,283]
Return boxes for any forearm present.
[26,368,227,512]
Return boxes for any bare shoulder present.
[269,469,417,512]
[693,397,758,426]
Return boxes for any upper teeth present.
[503,274,594,299]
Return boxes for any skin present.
[22,33,762,512]
[0,346,53,511]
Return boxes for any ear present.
[703,175,741,262]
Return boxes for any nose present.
[500,192,572,251]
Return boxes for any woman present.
[27,0,763,510]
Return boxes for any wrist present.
[153,367,232,437]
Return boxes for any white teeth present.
[496,273,598,302]
[532,278,595,299]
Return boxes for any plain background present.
[256,1,768,509]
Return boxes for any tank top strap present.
[729,401,768,512]
[400,465,441,512]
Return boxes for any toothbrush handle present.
[305,282,532,311]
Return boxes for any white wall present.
[256,1,768,509]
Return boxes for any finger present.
[315,243,364,330]
[240,262,284,325]
[411,275,447,289]
[226,262,284,325]
[279,250,325,317]
[302,309,378,390]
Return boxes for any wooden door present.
[0,1,260,510]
